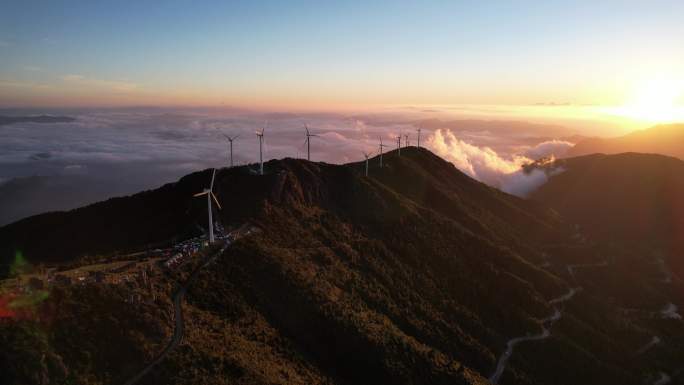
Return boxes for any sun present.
[611,77,684,123]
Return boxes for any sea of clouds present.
[0,106,577,191]
[0,106,579,223]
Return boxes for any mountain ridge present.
[1,147,683,385]
[529,151,684,278]
[565,123,684,160]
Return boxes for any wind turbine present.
[221,133,239,168]
[362,151,372,176]
[193,168,222,244]
[416,127,422,148]
[256,125,265,175]
[396,135,402,156]
[404,134,410,147]
[379,137,388,168]
[304,124,319,161]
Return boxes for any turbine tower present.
[256,127,265,175]
[379,137,388,168]
[416,127,422,148]
[397,135,402,156]
[304,124,318,161]
[404,134,410,147]
[221,133,239,168]
[193,168,222,244]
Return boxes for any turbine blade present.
[193,191,210,197]
[211,192,222,210]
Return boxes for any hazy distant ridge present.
[0,115,76,126]
[566,123,684,160]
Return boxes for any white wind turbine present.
[193,168,222,244]
[416,127,422,148]
[256,124,265,175]
[221,133,239,168]
[362,151,372,176]
[304,124,319,161]
[379,137,388,168]
[396,134,402,156]
[404,134,410,147]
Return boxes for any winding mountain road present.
[488,287,580,384]
[492,252,684,384]
[122,242,229,385]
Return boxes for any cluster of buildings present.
[162,224,227,269]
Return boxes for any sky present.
[1,1,684,224]
[1,1,683,112]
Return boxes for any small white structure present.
[396,135,402,155]
[416,127,422,148]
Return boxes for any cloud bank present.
[425,129,571,196]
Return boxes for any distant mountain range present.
[566,123,684,160]
[0,115,75,126]
[2,147,683,385]
[530,152,684,277]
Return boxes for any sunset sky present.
[1,1,684,225]
[1,1,683,119]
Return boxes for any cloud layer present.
[0,108,577,211]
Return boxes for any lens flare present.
[1,252,50,320]
[10,251,29,277]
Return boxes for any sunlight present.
[610,77,684,123]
